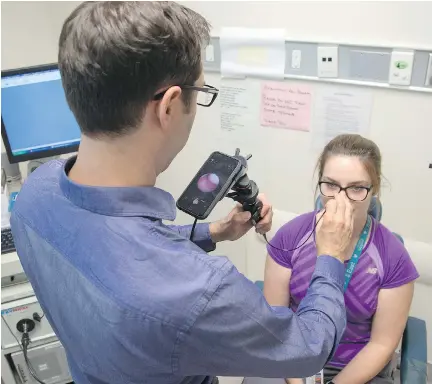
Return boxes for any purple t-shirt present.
[267,211,419,368]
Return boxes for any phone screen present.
[177,152,241,219]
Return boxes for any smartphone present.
[176,151,242,220]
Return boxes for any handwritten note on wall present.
[220,80,251,132]
[261,82,312,131]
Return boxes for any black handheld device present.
[176,151,242,220]
[227,149,263,224]
[176,149,263,223]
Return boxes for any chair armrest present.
[400,317,428,384]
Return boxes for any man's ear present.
[155,86,182,130]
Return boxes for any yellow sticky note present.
[237,46,269,66]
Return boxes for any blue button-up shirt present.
[11,157,346,384]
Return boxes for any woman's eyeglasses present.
[318,181,371,202]
[153,84,219,107]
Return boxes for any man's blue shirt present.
[11,157,346,383]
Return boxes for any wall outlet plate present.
[317,46,338,77]
[388,50,414,86]
[292,49,301,69]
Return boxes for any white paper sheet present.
[1,191,11,228]
[312,87,373,149]
[220,27,286,79]
[220,79,253,134]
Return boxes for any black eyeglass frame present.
[318,181,372,202]
[153,84,219,107]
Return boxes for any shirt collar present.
[60,156,177,221]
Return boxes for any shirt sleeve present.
[175,256,347,379]
[267,222,294,269]
[381,235,419,289]
[168,223,216,253]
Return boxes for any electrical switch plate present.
[292,49,301,69]
[388,50,414,86]
[317,46,338,78]
[205,44,215,62]
[425,53,432,86]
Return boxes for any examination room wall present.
[2,1,431,242]
[2,0,432,362]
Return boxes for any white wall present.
[1,1,80,69]
[180,1,432,48]
[169,1,432,244]
[2,1,431,243]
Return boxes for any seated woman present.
[264,134,419,384]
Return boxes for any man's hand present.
[316,193,354,262]
[210,193,273,242]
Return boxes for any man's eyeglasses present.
[153,84,219,107]
[318,181,372,202]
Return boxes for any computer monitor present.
[1,63,81,163]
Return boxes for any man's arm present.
[167,223,216,252]
[167,193,273,253]
[175,255,346,379]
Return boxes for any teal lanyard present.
[343,216,372,292]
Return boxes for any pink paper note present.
[261,82,312,131]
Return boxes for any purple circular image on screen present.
[197,173,220,193]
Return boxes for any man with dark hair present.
[11,2,353,384]
[58,1,209,138]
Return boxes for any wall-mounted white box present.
[388,50,414,86]
[317,46,338,78]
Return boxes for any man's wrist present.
[317,252,344,263]
[315,255,345,289]
[209,220,228,243]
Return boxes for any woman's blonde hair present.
[315,134,382,196]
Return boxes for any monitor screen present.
[1,64,81,163]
